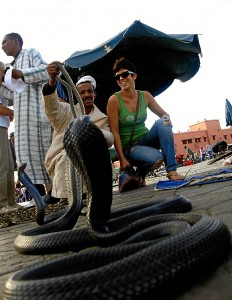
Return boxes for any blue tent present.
[225,99,232,126]
[64,20,202,113]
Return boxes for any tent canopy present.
[225,99,232,126]
[64,20,202,113]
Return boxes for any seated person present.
[42,62,114,204]
[107,57,184,187]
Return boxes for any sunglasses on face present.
[114,70,134,81]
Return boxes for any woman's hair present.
[5,33,23,48]
[112,57,137,73]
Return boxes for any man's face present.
[77,82,95,109]
[2,36,19,56]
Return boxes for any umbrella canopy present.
[64,20,202,113]
[225,99,232,126]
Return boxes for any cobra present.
[3,65,231,300]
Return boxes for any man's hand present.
[12,69,23,79]
[47,61,63,86]
[9,114,14,122]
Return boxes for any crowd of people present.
[0,33,186,211]
[176,143,215,167]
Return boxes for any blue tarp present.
[155,168,232,190]
[64,20,202,113]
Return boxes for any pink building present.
[174,119,232,157]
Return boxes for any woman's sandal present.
[153,159,164,169]
[167,172,185,181]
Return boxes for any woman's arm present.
[145,91,171,124]
[145,91,169,117]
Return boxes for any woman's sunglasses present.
[114,70,134,81]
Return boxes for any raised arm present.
[145,91,171,124]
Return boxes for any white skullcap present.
[76,75,96,90]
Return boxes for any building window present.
[224,135,227,140]
[212,135,216,140]
[182,139,193,145]
[195,138,201,143]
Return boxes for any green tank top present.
[115,90,148,147]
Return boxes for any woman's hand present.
[162,113,172,126]
[120,157,131,172]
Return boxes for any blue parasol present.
[64,20,202,113]
[225,99,232,126]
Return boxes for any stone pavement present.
[0,159,232,299]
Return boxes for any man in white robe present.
[0,33,52,195]
[42,64,113,203]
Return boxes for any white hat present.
[76,75,96,90]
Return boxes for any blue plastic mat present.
[155,168,232,190]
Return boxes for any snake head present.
[80,114,92,122]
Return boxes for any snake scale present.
[3,65,231,299]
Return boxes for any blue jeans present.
[127,118,177,177]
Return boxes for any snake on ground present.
[2,65,231,300]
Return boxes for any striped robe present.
[0,48,53,184]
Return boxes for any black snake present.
[3,66,231,299]
[3,116,231,300]
[0,163,69,228]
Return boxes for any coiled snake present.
[3,65,231,300]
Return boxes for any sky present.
[1,0,232,134]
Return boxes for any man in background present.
[184,146,195,162]
[0,33,53,196]
[206,143,214,159]
[0,61,18,210]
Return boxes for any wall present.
[174,119,232,157]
